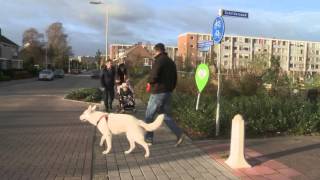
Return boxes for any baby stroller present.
[117,82,136,113]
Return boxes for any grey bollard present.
[225,114,251,168]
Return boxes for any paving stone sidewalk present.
[0,96,95,180]
[92,101,238,180]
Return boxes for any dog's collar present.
[96,114,108,126]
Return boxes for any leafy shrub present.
[238,74,261,96]
[134,75,150,105]
[172,93,217,138]
[65,88,102,103]
[0,71,11,81]
[133,71,320,139]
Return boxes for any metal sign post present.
[213,9,249,136]
[212,16,225,136]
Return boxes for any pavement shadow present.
[248,143,320,166]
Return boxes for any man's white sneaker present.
[174,134,185,147]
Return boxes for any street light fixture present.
[89,0,109,66]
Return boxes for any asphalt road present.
[0,75,100,180]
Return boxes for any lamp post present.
[68,58,71,73]
[41,38,48,69]
[90,0,109,65]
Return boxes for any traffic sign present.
[197,40,213,52]
[219,9,249,18]
[212,16,225,44]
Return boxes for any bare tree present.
[20,28,44,67]
[46,22,72,69]
[22,28,43,46]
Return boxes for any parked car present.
[91,70,101,79]
[54,69,65,78]
[71,69,80,74]
[38,69,54,81]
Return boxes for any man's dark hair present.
[154,43,166,52]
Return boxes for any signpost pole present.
[213,9,248,136]
[196,93,201,110]
[212,15,225,136]
[216,43,222,136]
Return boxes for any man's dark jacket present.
[149,52,177,94]
[100,66,116,90]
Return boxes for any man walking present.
[100,59,116,112]
[145,43,185,147]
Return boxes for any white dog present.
[80,105,164,158]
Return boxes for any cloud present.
[1,0,320,56]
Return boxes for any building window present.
[283,41,286,46]
[316,65,319,69]
[233,38,237,42]
[244,47,249,51]
[190,45,194,48]
[224,46,230,50]
[245,38,249,43]
[300,50,303,54]
[299,57,303,61]
[190,36,194,40]
[225,37,230,42]
[144,58,150,66]
[317,50,319,55]
[233,47,238,50]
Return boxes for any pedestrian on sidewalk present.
[144,43,185,147]
[100,59,116,112]
[116,58,129,94]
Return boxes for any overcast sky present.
[1,0,320,56]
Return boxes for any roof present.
[115,44,152,61]
[0,35,19,47]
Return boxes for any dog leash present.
[96,114,108,126]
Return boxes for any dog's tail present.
[138,114,165,131]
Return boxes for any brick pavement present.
[0,96,95,180]
[92,101,238,180]
[195,141,305,180]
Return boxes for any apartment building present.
[110,43,178,62]
[178,32,320,74]
[178,32,212,66]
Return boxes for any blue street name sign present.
[220,9,249,18]
[212,16,225,44]
[197,40,213,52]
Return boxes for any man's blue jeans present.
[145,92,182,141]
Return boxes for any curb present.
[62,98,100,105]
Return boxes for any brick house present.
[114,43,153,68]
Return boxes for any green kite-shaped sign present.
[195,64,210,93]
